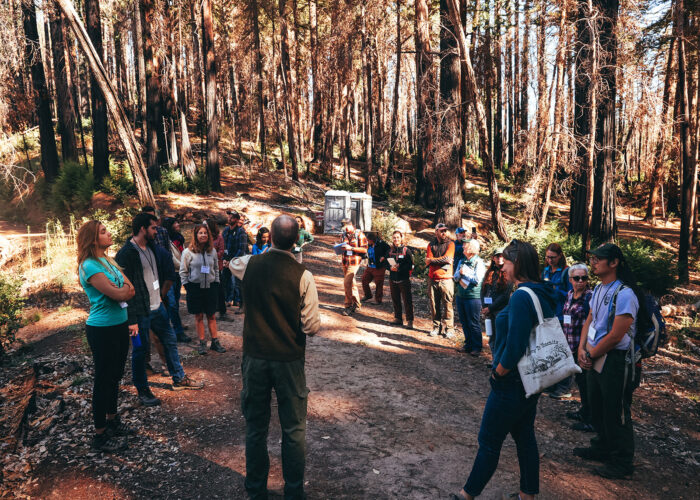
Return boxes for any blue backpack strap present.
[606,283,626,334]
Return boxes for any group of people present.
[77,207,645,498]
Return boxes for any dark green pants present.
[241,354,309,500]
[587,349,635,470]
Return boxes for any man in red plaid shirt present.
[339,218,367,316]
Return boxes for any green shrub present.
[84,207,138,247]
[371,210,403,242]
[189,171,211,195]
[483,221,584,265]
[100,160,136,202]
[411,248,428,280]
[330,178,362,192]
[615,238,676,296]
[50,161,94,213]
[153,167,188,194]
[0,275,24,360]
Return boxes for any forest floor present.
[1,163,699,498]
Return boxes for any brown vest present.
[241,251,306,361]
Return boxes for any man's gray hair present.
[569,262,589,275]
[465,239,480,254]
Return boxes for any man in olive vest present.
[230,215,320,500]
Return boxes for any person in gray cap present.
[425,223,456,337]
[338,218,367,316]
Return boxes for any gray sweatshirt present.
[180,248,219,288]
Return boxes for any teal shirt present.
[79,257,128,327]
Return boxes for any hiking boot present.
[428,328,440,337]
[572,422,596,432]
[573,447,609,462]
[361,296,373,303]
[137,388,161,407]
[458,345,470,353]
[566,410,584,421]
[234,307,244,315]
[198,340,208,355]
[342,307,352,316]
[549,390,572,400]
[390,318,403,326]
[106,415,136,437]
[177,333,192,343]
[444,329,457,339]
[406,321,414,330]
[172,375,204,391]
[469,350,482,357]
[594,463,633,480]
[210,338,226,353]
[92,433,127,453]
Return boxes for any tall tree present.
[142,0,166,181]
[279,0,300,180]
[447,0,509,239]
[250,0,266,164]
[385,0,402,192]
[361,6,374,194]
[49,4,78,163]
[310,0,322,162]
[85,0,109,182]
[414,0,433,205]
[22,0,60,182]
[201,0,220,190]
[133,0,147,134]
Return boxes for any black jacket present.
[480,272,513,320]
[388,245,413,281]
[115,238,177,325]
[368,239,391,270]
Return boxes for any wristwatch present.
[585,350,592,360]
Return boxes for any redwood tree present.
[85,0,109,182]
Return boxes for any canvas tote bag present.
[516,287,581,397]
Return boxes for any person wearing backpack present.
[573,243,646,479]
[388,231,414,329]
[338,218,368,316]
[450,240,557,500]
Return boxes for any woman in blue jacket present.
[451,240,557,500]
[542,243,571,320]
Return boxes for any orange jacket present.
[426,240,455,280]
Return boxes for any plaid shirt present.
[340,230,367,267]
[153,225,171,254]
[562,289,592,353]
[223,225,248,259]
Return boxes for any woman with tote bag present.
[451,240,557,500]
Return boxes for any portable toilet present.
[324,190,372,234]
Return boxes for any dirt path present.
[5,235,694,499]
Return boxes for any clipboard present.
[387,257,397,267]
[333,243,348,255]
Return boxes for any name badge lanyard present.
[593,281,618,335]
[137,246,159,291]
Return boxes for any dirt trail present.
[9,234,696,499]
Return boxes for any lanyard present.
[593,281,618,323]
[136,244,157,279]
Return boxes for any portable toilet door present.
[349,192,372,232]
[323,190,351,234]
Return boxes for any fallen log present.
[658,348,700,367]
[682,339,700,357]
[0,368,37,452]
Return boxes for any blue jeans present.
[464,376,540,496]
[233,276,243,307]
[456,296,482,352]
[132,304,186,390]
[222,268,234,303]
[166,277,184,336]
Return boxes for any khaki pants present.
[428,277,454,330]
[342,264,361,309]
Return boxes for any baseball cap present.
[493,246,506,255]
[586,243,624,260]
[226,210,240,218]
[435,223,447,230]
[455,227,466,234]
[341,217,353,225]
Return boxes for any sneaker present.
[572,422,596,432]
[428,328,440,337]
[573,447,609,462]
[594,463,633,480]
[390,318,403,326]
[92,433,127,453]
[549,390,573,400]
[342,307,352,316]
[406,321,414,330]
[106,416,136,437]
[210,338,226,353]
[177,333,192,343]
[172,376,204,391]
[137,389,161,407]
[198,340,208,355]
[444,329,457,339]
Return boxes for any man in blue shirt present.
[574,243,640,480]
[361,232,390,304]
[222,210,248,311]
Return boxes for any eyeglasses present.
[545,255,558,261]
[571,275,588,282]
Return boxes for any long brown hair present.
[484,257,508,289]
[76,220,121,271]
[190,223,213,253]
[503,239,542,283]
[545,242,567,269]
[205,219,220,238]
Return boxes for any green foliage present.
[411,248,428,280]
[330,178,362,192]
[615,238,676,296]
[0,275,24,360]
[189,171,211,195]
[386,197,429,217]
[484,221,584,265]
[100,160,136,202]
[371,210,403,242]
[84,207,138,247]
[153,168,188,195]
[50,161,94,213]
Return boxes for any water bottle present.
[131,333,141,348]
[485,318,493,337]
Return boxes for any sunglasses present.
[571,275,588,282]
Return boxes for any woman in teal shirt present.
[293,216,314,263]
[77,220,136,453]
